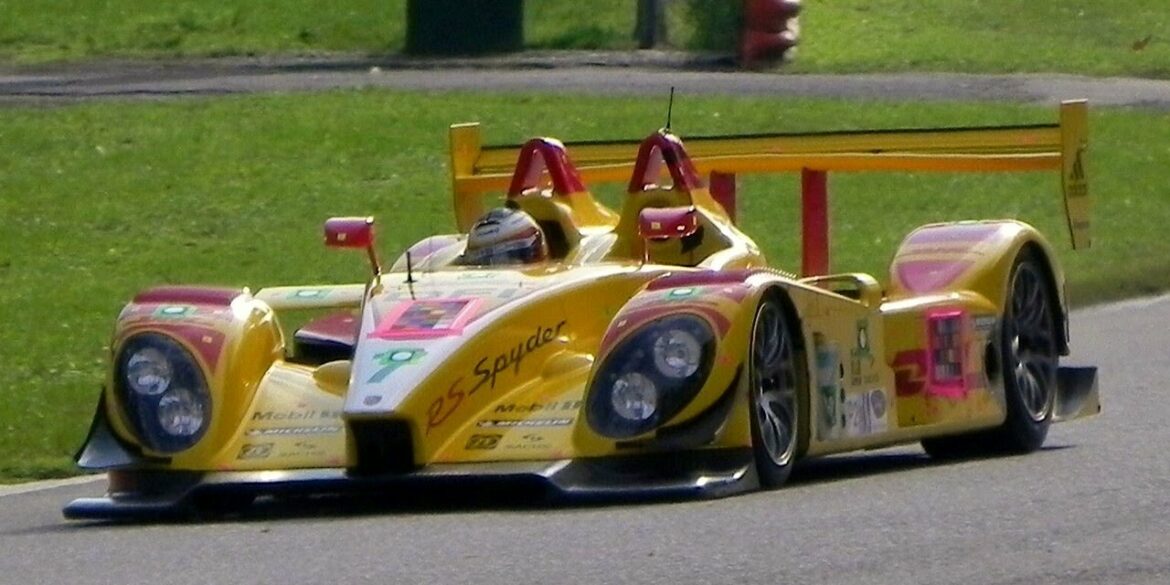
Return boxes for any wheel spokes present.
[752,303,797,465]
[1008,263,1057,421]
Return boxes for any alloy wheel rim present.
[752,303,798,466]
[1007,263,1057,422]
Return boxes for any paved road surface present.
[3,53,1170,107]
[1,297,1165,585]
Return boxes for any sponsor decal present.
[850,319,879,387]
[251,409,342,421]
[367,348,426,384]
[493,400,582,414]
[476,418,573,428]
[245,426,342,436]
[279,440,328,459]
[469,321,567,394]
[666,287,698,299]
[465,434,502,450]
[973,315,998,334]
[893,350,927,397]
[370,298,480,340]
[425,320,568,434]
[237,443,274,460]
[1068,148,1087,198]
[815,333,844,441]
[844,389,888,437]
[504,433,551,451]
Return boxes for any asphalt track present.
[3,56,1169,585]
[1,296,1166,585]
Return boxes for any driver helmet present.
[463,207,549,265]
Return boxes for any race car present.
[64,100,1099,519]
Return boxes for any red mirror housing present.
[324,216,382,276]
[638,206,699,240]
[324,217,375,249]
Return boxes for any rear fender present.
[887,220,1070,353]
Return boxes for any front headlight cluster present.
[116,333,211,453]
[586,314,715,438]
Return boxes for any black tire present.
[922,249,1058,458]
[748,296,802,487]
[989,249,1059,451]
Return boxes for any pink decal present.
[894,259,974,294]
[925,308,969,400]
[645,269,758,291]
[369,298,481,340]
[600,305,731,354]
[133,286,243,306]
[296,311,359,346]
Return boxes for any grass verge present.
[1,91,1165,480]
[1,1,1168,78]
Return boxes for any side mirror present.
[324,216,374,249]
[638,206,699,240]
[324,216,381,275]
[637,206,700,264]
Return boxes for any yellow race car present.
[65,101,1099,519]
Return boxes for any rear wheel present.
[748,297,801,487]
[922,249,1058,458]
[991,250,1058,451]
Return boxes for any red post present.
[801,168,828,277]
[709,171,737,223]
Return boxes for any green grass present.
[794,1,1170,77]
[1,0,1168,77]
[1,90,1167,479]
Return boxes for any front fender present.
[582,270,774,445]
[101,286,284,466]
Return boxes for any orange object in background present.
[739,0,801,67]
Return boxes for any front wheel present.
[748,297,802,487]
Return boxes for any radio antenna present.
[664,87,675,132]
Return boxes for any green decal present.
[368,348,426,383]
[154,305,194,318]
[667,287,698,299]
[290,289,329,299]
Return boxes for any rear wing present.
[449,100,1089,274]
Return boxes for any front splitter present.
[63,448,757,520]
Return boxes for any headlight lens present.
[652,328,703,378]
[586,314,715,438]
[126,347,173,395]
[116,333,211,453]
[157,387,206,437]
[610,372,658,421]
